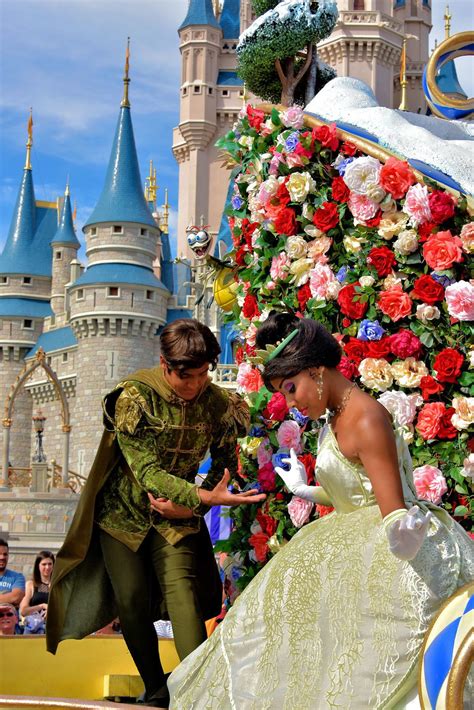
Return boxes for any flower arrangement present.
[214,103,474,594]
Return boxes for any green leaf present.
[454,505,468,516]
[419,332,434,348]
[271,108,281,126]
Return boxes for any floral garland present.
[215,103,474,594]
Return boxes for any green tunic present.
[46,366,249,654]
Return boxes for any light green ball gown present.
[168,425,474,709]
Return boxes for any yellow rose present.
[286,235,308,260]
[287,171,316,202]
[289,257,313,286]
[391,358,429,388]
[241,436,263,458]
[377,211,409,240]
[343,234,366,253]
[358,358,394,392]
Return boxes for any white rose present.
[287,171,316,202]
[461,454,474,481]
[286,235,308,260]
[366,182,386,203]
[359,275,375,288]
[393,229,419,255]
[302,203,316,221]
[451,396,474,430]
[289,257,313,286]
[343,235,366,253]
[378,390,422,427]
[343,156,382,195]
[416,304,441,323]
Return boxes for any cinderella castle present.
[0,0,466,565]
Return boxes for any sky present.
[0,0,472,259]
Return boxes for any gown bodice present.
[316,423,418,514]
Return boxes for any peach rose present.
[377,286,413,322]
[422,230,464,271]
[412,465,447,504]
[358,358,394,392]
[460,222,474,253]
[391,358,429,388]
[416,402,445,440]
[451,396,474,431]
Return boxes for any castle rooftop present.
[52,190,80,247]
[178,0,220,30]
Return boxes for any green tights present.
[99,528,207,697]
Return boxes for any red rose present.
[367,246,397,277]
[366,337,393,359]
[263,392,289,422]
[316,503,335,518]
[235,345,245,365]
[377,286,412,322]
[418,221,437,242]
[313,122,339,151]
[331,176,350,203]
[364,211,383,228]
[428,190,456,225]
[420,375,444,400]
[248,531,269,562]
[299,453,316,484]
[313,201,340,232]
[256,509,278,536]
[379,157,416,199]
[337,355,358,380]
[390,330,422,359]
[257,462,276,492]
[297,282,312,311]
[422,230,463,270]
[343,336,368,364]
[341,141,357,156]
[273,207,297,236]
[433,348,464,383]
[342,317,351,328]
[246,105,265,130]
[411,274,445,304]
[437,407,458,439]
[337,283,369,320]
[242,293,260,319]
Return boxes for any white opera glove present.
[383,505,432,561]
[275,449,332,505]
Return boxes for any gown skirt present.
[168,427,474,709]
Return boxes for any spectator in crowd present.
[20,550,55,635]
[0,602,20,636]
[0,538,25,608]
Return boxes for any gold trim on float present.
[0,698,139,709]
[36,200,57,209]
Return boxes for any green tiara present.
[265,328,299,363]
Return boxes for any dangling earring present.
[310,369,324,401]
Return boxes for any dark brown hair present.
[160,319,221,373]
[256,311,342,391]
[32,550,55,587]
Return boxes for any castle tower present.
[317,0,431,111]
[50,185,80,325]
[173,0,245,260]
[68,44,171,471]
[393,0,432,112]
[432,5,467,103]
[0,115,56,470]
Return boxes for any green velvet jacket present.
[46,367,249,654]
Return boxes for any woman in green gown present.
[167,312,474,709]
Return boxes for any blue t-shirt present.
[0,568,26,595]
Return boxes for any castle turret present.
[68,43,170,471]
[50,185,80,323]
[173,0,245,260]
[393,0,432,112]
[0,114,55,470]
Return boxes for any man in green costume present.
[46,319,265,708]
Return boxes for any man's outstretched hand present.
[199,469,266,507]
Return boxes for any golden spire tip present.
[25,108,33,170]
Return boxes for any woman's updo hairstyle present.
[256,311,342,391]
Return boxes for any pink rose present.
[257,462,276,492]
[236,363,264,393]
[402,183,432,226]
[422,230,464,271]
[390,330,422,359]
[348,193,379,223]
[445,281,474,321]
[412,465,448,504]
[281,106,305,129]
[270,252,290,280]
[460,222,474,253]
[288,496,314,528]
[257,438,273,466]
[415,402,445,440]
[309,263,338,299]
[277,420,303,452]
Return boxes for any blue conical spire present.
[84,45,155,230]
[436,60,467,99]
[220,0,240,38]
[0,167,37,274]
[51,188,80,247]
[179,0,220,29]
